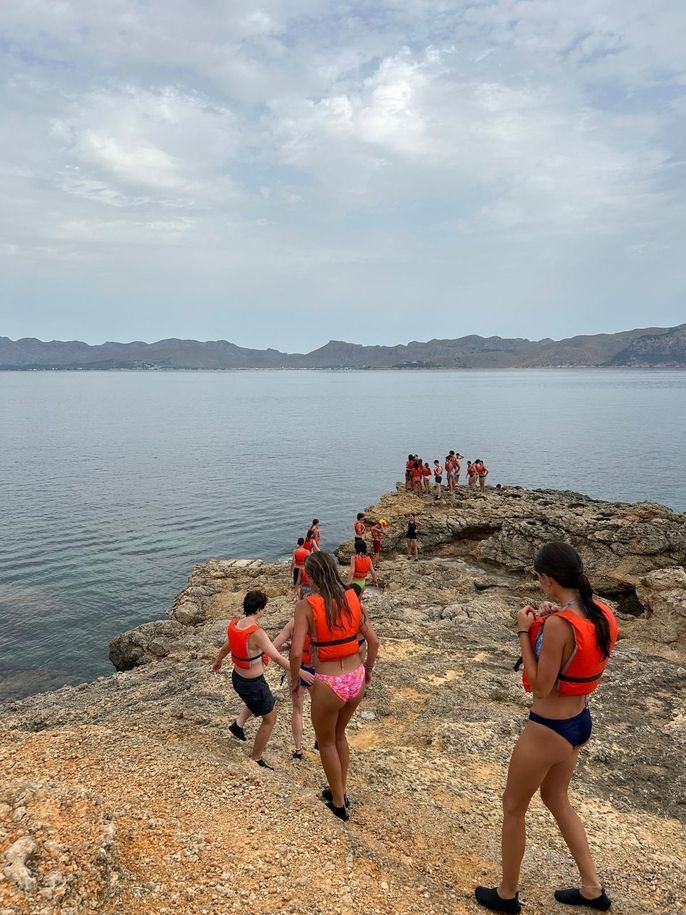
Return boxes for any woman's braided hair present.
[304,552,352,631]
[534,541,612,658]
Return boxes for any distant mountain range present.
[1,323,685,370]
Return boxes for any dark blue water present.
[1,369,684,700]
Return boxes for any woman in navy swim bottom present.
[475,542,618,914]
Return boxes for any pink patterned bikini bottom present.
[315,663,365,703]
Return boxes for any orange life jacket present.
[353,555,372,579]
[303,538,314,552]
[293,547,309,567]
[302,633,313,666]
[522,601,617,696]
[307,589,362,662]
[227,618,269,669]
[300,566,310,587]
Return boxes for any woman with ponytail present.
[289,552,379,821]
[475,542,617,914]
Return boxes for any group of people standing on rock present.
[211,502,617,911]
[405,451,489,499]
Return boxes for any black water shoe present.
[255,758,274,770]
[474,886,521,913]
[229,721,246,742]
[325,800,349,821]
[321,786,350,807]
[554,888,611,910]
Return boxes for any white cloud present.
[0,0,684,348]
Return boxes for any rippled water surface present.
[1,369,685,700]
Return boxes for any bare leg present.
[310,680,346,806]
[236,706,252,728]
[334,691,365,794]
[250,708,277,761]
[499,722,573,898]
[291,684,305,753]
[540,748,603,896]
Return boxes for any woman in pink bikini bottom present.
[290,552,379,821]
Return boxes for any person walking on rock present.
[212,590,314,769]
[475,542,617,914]
[289,552,379,821]
[406,514,419,560]
[291,537,310,597]
[273,617,316,761]
[348,540,378,593]
[353,513,366,550]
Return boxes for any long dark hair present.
[534,541,612,658]
[304,552,352,631]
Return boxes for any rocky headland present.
[1,485,685,914]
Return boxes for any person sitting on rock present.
[289,552,379,821]
[211,590,314,770]
[475,542,617,914]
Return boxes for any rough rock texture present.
[336,485,686,623]
[636,567,686,644]
[1,487,685,914]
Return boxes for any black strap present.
[557,671,602,683]
[231,652,263,662]
[311,634,358,648]
[513,655,523,672]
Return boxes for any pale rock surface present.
[1,486,685,914]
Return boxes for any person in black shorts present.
[212,590,314,769]
[406,514,419,560]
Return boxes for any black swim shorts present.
[232,670,275,716]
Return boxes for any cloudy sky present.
[1,0,684,351]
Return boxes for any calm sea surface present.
[1,369,685,701]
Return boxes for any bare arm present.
[360,614,380,683]
[289,601,311,693]
[517,609,567,696]
[369,559,378,587]
[348,555,355,583]
[253,628,290,673]
[272,619,294,652]
[211,640,231,672]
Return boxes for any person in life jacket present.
[405,454,416,491]
[308,519,321,549]
[353,513,366,552]
[446,452,456,494]
[466,460,477,490]
[273,618,317,761]
[289,552,379,821]
[421,461,432,495]
[475,542,617,915]
[348,540,378,592]
[291,538,311,596]
[454,452,463,487]
[475,458,489,493]
[369,519,388,564]
[433,460,443,500]
[211,590,314,770]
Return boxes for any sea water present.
[1,369,684,700]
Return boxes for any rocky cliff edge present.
[1,486,685,915]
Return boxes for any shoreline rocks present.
[1,485,685,914]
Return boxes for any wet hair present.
[354,540,368,555]
[424,462,429,467]
[311,518,319,526]
[357,512,365,520]
[449,450,455,456]
[304,552,352,631]
[534,542,612,658]
[243,590,267,616]
[297,537,305,546]
[408,453,414,460]
[434,459,439,464]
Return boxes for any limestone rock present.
[636,567,686,643]
[108,620,187,671]
[3,836,37,893]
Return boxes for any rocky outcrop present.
[336,486,686,622]
[2,487,685,914]
[636,567,686,644]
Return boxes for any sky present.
[1,0,685,352]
